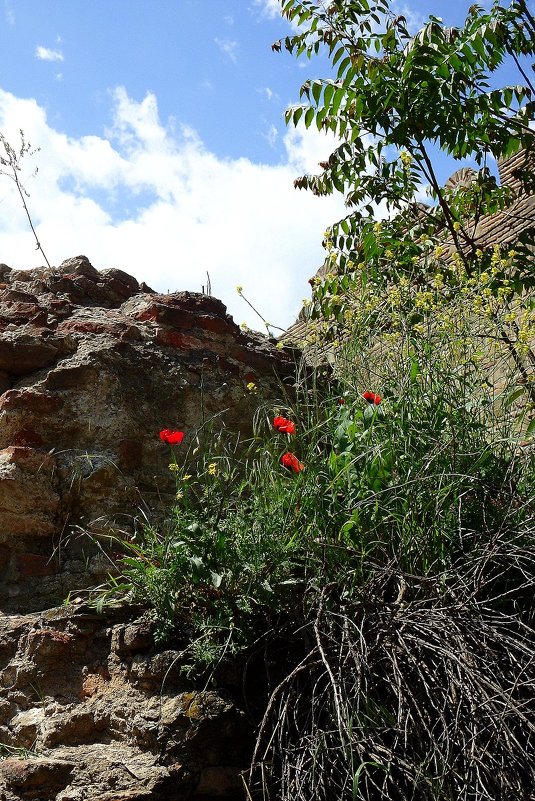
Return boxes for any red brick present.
[15,552,58,577]
[155,329,204,349]
[12,429,44,447]
[0,389,62,413]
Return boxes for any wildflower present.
[182,474,192,481]
[246,382,257,392]
[168,463,180,472]
[159,429,185,445]
[208,462,217,475]
[363,391,381,405]
[273,416,296,435]
[337,398,345,405]
[281,452,304,473]
[236,285,243,294]
[175,491,184,500]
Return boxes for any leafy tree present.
[276,0,534,246]
[276,0,535,390]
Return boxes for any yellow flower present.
[182,474,192,481]
[175,491,184,500]
[246,381,257,392]
[453,221,461,231]
[168,463,180,472]
[208,462,217,475]
[236,285,243,294]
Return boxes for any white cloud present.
[265,124,278,147]
[391,2,425,34]
[253,0,301,32]
[214,37,238,63]
[4,0,14,25]
[35,45,64,62]
[253,0,280,18]
[0,87,347,332]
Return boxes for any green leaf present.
[211,572,223,589]
[504,387,526,406]
[312,80,322,104]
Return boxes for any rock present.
[0,256,296,612]
[0,609,252,800]
[0,756,75,797]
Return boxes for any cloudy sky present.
[0,0,524,330]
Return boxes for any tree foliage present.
[275,0,534,282]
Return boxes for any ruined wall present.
[0,606,253,801]
[0,257,297,800]
[0,256,295,613]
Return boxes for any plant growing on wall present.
[276,0,535,390]
[0,129,51,268]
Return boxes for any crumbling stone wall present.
[0,606,252,800]
[0,256,297,800]
[0,256,295,613]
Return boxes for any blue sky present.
[0,1,529,330]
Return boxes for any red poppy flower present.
[273,416,296,435]
[159,429,185,445]
[281,452,304,473]
[363,391,381,405]
[337,398,345,405]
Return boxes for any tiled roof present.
[283,148,534,351]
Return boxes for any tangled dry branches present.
[249,553,535,801]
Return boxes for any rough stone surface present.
[0,606,251,800]
[0,256,296,612]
